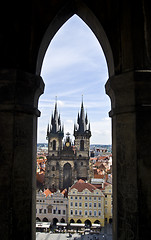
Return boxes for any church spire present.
[74,98,91,137]
[46,99,64,138]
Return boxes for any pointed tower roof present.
[74,98,91,137]
[46,99,64,138]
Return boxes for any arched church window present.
[53,140,56,150]
[56,162,60,170]
[74,162,77,169]
[80,140,84,151]
[52,166,55,171]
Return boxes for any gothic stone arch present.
[1,1,151,240]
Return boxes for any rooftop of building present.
[70,179,97,193]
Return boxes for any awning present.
[56,223,67,226]
[36,222,51,228]
[70,223,85,227]
[92,224,101,228]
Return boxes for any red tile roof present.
[44,188,52,197]
[70,179,97,192]
[61,188,68,197]
[36,172,45,183]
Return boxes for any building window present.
[44,209,46,214]
[53,209,56,214]
[81,162,83,166]
[52,140,56,150]
[89,197,92,200]
[56,162,60,170]
[52,166,55,171]
[48,208,52,213]
[63,210,66,215]
[70,210,73,215]
[75,210,77,215]
[80,140,84,151]
[105,208,107,214]
[58,210,61,214]
[85,211,87,216]
[70,196,73,200]
[94,203,96,208]
[70,202,73,207]
[79,196,82,200]
[89,203,92,208]
[105,201,107,205]
[89,211,92,216]
[85,203,87,207]
[105,195,107,198]
[75,196,77,200]
[79,210,82,215]
[39,209,42,214]
[98,197,101,200]
[75,202,77,207]
[98,211,101,216]
[85,197,87,200]
[98,203,101,208]
[79,202,82,207]
[94,211,97,216]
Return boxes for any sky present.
[38,15,111,145]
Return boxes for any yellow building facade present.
[68,180,105,227]
[103,183,112,224]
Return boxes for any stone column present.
[0,69,44,240]
[105,70,151,240]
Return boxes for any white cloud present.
[90,119,111,144]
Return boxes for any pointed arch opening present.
[36,2,114,77]
[52,140,56,150]
[63,163,72,189]
[36,1,113,236]
[80,139,84,151]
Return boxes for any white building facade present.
[36,190,68,224]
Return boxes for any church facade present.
[45,100,91,191]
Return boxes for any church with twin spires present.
[45,100,91,191]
